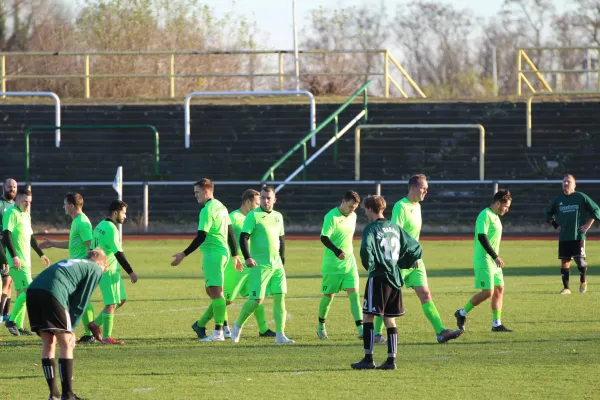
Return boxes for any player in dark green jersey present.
[40,193,96,343]
[172,178,241,342]
[3,188,51,336]
[455,190,513,333]
[27,249,108,400]
[545,174,600,294]
[0,178,17,323]
[351,195,422,370]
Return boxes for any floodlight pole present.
[292,0,300,91]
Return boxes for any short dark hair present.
[108,200,127,214]
[409,174,427,187]
[363,195,386,214]
[17,188,31,197]
[194,178,214,191]
[242,189,260,203]
[343,190,360,203]
[65,192,84,209]
[261,185,275,194]
[493,189,512,204]
[564,174,576,181]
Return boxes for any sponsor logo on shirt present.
[559,205,579,213]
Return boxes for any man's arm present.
[477,234,498,260]
[320,236,343,257]
[0,242,7,266]
[69,270,103,329]
[115,252,134,275]
[39,239,69,250]
[2,229,16,258]
[359,229,373,271]
[226,224,238,257]
[183,231,207,256]
[239,232,251,260]
[30,236,45,258]
[279,235,285,265]
[545,198,558,228]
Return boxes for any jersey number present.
[58,259,84,268]
[380,237,400,261]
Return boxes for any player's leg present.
[491,268,512,332]
[77,303,96,343]
[93,271,123,344]
[376,282,403,370]
[198,252,228,341]
[1,273,12,322]
[575,240,587,294]
[559,241,573,294]
[223,264,247,337]
[351,277,380,370]
[317,273,339,339]
[40,332,61,399]
[455,264,494,331]
[7,268,32,334]
[343,267,363,338]
[55,332,76,399]
[270,268,293,343]
[231,267,271,342]
[192,286,213,339]
[375,266,410,343]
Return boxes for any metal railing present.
[261,80,372,185]
[0,49,425,98]
[354,124,486,181]
[0,92,61,145]
[184,90,316,149]
[24,125,160,182]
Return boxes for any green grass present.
[2,239,599,399]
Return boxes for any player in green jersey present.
[40,193,96,343]
[317,190,363,339]
[0,178,17,323]
[373,175,462,344]
[172,178,242,342]
[87,200,138,345]
[3,188,51,336]
[545,174,600,294]
[455,190,513,333]
[351,195,422,370]
[26,249,108,400]
[230,185,294,344]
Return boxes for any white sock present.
[459,309,468,317]
[213,329,223,336]
[276,332,286,339]
[492,319,502,328]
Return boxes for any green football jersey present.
[28,258,103,329]
[391,197,422,241]
[92,219,122,272]
[473,208,502,263]
[69,213,93,259]
[320,207,357,274]
[242,207,285,267]
[545,191,600,241]
[3,207,33,268]
[0,198,14,232]
[198,199,231,255]
[360,218,422,290]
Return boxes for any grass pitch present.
[2,239,599,399]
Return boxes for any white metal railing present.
[0,91,61,147]
[184,90,316,148]
[26,179,600,233]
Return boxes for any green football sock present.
[212,298,227,327]
[197,304,214,328]
[348,292,363,325]
[254,303,268,334]
[223,307,229,327]
[422,301,445,335]
[374,316,384,335]
[94,312,104,327]
[464,300,475,314]
[273,294,286,333]
[102,313,114,338]
[236,299,259,327]
[492,309,501,321]
[82,303,95,336]
[318,296,333,328]
[9,292,26,327]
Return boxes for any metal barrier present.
[184,90,316,149]
[0,91,61,146]
[0,49,425,98]
[354,124,486,181]
[24,125,160,182]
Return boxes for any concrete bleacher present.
[1,101,599,233]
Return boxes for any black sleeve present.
[550,221,559,229]
[279,235,285,266]
[226,225,238,257]
[320,235,343,257]
[0,241,6,265]
[239,232,251,260]
[2,229,16,258]
[114,251,134,275]
[183,231,207,257]
[477,234,498,259]
[30,236,44,257]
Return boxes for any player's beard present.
[3,191,16,201]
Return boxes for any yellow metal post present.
[384,50,389,98]
[387,52,426,98]
[354,127,361,180]
[279,53,284,90]
[517,49,522,96]
[520,50,552,92]
[170,53,175,98]
[1,55,5,97]
[84,55,90,98]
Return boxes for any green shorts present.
[99,269,125,306]
[474,258,504,289]
[248,265,287,300]
[9,267,31,291]
[223,262,250,302]
[202,251,229,288]
[401,259,428,288]
[321,268,359,294]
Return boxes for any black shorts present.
[558,240,586,260]
[362,276,404,317]
[26,289,72,335]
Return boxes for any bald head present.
[2,178,17,201]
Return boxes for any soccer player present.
[455,190,513,332]
[545,174,600,294]
[3,188,51,335]
[171,178,242,342]
[351,195,422,370]
[373,175,462,344]
[27,249,109,400]
[317,190,363,339]
[40,193,96,343]
[0,178,17,323]
[87,200,138,345]
[230,185,294,344]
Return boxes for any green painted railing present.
[24,125,160,182]
[261,80,372,182]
